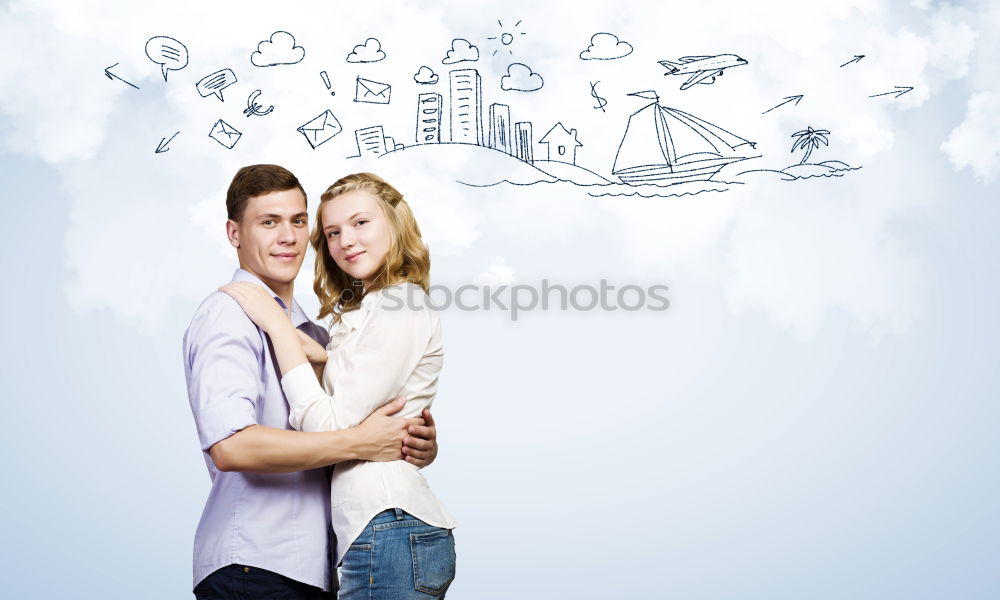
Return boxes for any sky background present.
[1,0,998,598]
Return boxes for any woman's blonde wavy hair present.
[311,172,430,323]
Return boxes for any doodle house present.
[539,123,582,164]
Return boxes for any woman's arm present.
[281,290,439,434]
[218,282,314,378]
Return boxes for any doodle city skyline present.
[115,25,907,194]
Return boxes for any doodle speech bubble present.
[145,36,189,81]
[196,68,238,102]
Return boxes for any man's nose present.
[277,221,297,243]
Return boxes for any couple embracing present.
[183,165,456,599]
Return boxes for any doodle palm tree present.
[790,126,830,165]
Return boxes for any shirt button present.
[243,567,250,573]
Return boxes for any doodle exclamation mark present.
[320,71,335,96]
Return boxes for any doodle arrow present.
[869,85,913,99]
[761,94,803,115]
[155,131,179,154]
[840,54,865,68]
[104,63,140,90]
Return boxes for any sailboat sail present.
[612,104,670,174]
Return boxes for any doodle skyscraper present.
[514,122,534,163]
[489,103,512,154]
[416,93,443,143]
[449,69,482,144]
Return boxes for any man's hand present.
[403,408,438,468]
[353,397,426,462]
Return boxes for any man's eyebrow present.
[256,212,309,220]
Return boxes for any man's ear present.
[226,219,240,249]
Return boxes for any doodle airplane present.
[659,54,748,90]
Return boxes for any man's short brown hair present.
[226,164,307,222]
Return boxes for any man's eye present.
[262,219,275,226]
[294,218,307,225]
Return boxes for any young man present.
[183,165,438,599]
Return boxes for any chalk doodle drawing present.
[251,31,305,67]
[539,123,582,163]
[196,69,237,102]
[145,36,188,81]
[355,76,391,104]
[415,92,443,143]
[119,20,882,197]
[590,81,608,112]
[501,63,543,92]
[347,38,386,63]
[351,125,404,158]
[414,66,440,85]
[319,71,335,96]
[243,90,274,117]
[738,126,861,181]
[297,110,343,149]
[104,63,139,90]
[442,39,479,64]
[487,20,526,56]
[579,33,633,60]
[840,54,865,68]
[611,90,757,185]
[762,94,803,115]
[208,119,241,149]
[659,54,748,90]
[869,85,913,99]
[155,131,179,154]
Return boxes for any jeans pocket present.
[410,529,456,596]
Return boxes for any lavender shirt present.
[183,269,333,591]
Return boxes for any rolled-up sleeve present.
[281,296,438,432]
[183,293,264,451]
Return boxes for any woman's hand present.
[219,282,291,333]
[296,329,328,365]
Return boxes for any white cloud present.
[474,258,516,287]
[250,30,305,67]
[441,38,478,64]
[346,37,385,63]
[500,63,543,92]
[942,91,1000,182]
[578,33,633,61]
[840,115,895,157]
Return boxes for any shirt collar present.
[339,288,383,330]
[231,268,310,328]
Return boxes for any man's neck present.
[239,266,294,307]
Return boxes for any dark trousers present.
[194,564,335,600]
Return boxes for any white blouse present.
[280,282,456,566]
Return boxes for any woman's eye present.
[356,220,368,226]
[328,230,339,238]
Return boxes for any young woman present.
[220,173,456,599]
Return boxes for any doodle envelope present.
[355,77,391,104]
[297,110,343,149]
[209,119,242,149]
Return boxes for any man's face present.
[227,188,308,292]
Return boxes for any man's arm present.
[184,293,429,474]
[209,397,423,473]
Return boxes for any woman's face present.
[320,189,392,288]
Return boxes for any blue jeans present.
[339,508,456,599]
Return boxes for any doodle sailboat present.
[613,91,756,185]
